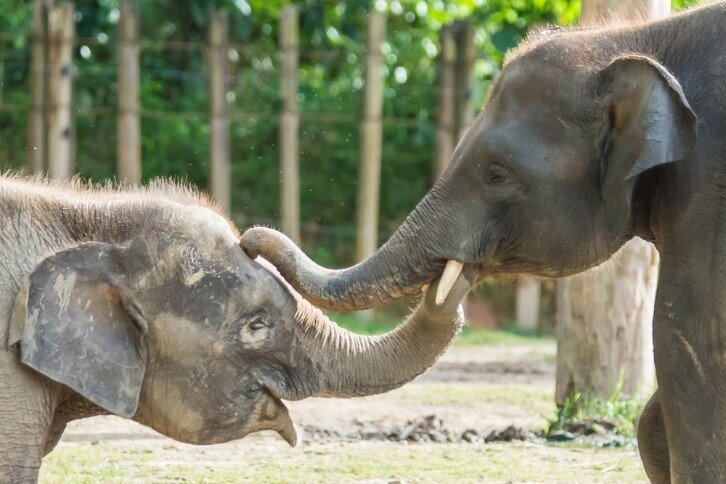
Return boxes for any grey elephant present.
[0,177,470,481]
[242,3,726,483]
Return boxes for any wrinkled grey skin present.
[242,3,726,483]
[0,178,469,482]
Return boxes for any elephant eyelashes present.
[248,317,268,331]
[238,312,273,347]
[486,164,509,184]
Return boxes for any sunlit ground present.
[41,337,647,483]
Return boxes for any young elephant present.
[0,177,470,481]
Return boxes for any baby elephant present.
[0,177,470,481]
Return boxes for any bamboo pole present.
[47,2,74,180]
[453,21,474,140]
[279,6,300,242]
[434,24,456,179]
[27,0,52,174]
[516,277,541,331]
[355,11,386,263]
[208,9,230,213]
[117,0,141,184]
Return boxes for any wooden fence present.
[26,2,475,240]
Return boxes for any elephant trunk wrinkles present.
[242,192,455,312]
[290,274,469,398]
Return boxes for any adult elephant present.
[242,3,726,482]
[0,177,469,481]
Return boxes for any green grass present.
[546,383,647,438]
[331,312,550,346]
[42,441,647,483]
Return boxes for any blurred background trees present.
[0,0,581,265]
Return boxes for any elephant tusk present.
[435,260,464,306]
[421,284,429,293]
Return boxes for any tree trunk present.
[556,238,659,402]
[516,277,541,332]
[555,0,669,404]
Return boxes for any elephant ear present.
[597,54,697,237]
[17,242,147,418]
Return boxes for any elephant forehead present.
[492,51,591,123]
[175,206,239,248]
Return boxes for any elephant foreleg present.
[637,390,670,484]
[0,351,58,483]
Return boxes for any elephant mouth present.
[250,388,299,447]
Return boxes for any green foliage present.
[332,310,548,345]
[546,377,646,438]
[0,0,582,266]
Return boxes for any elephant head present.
[9,203,470,446]
[241,43,697,311]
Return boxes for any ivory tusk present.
[421,284,429,293]
[435,260,464,305]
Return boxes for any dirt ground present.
[41,342,648,483]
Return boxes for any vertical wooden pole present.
[516,277,541,331]
[453,21,474,140]
[580,0,669,22]
[279,6,300,242]
[208,9,230,213]
[355,11,386,263]
[118,0,141,184]
[28,0,52,174]
[434,24,456,179]
[47,3,74,180]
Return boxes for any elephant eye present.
[486,164,508,184]
[248,316,268,331]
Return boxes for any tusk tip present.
[434,260,464,306]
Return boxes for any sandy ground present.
[41,342,648,482]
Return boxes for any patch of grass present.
[329,311,397,335]
[41,444,156,482]
[546,383,646,438]
[331,312,550,346]
[455,325,547,346]
[42,441,647,483]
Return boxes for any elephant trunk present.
[242,190,463,312]
[297,273,470,397]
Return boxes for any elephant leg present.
[637,390,670,484]
[652,279,726,482]
[0,350,59,482]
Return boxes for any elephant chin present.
[245,391,299,447]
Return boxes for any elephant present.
[0,177,471,481]
[241,3,726,483]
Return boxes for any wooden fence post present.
[28,0,52,174]
[279,6,300,242]
[118,0,141,184]
[47,2,74,180]
[434,24,456,179]
[453,21,474,140]
[208,9,230,213]
[355,11,386,263]
[516,277,541,331]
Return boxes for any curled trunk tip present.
[240,225,439,312]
